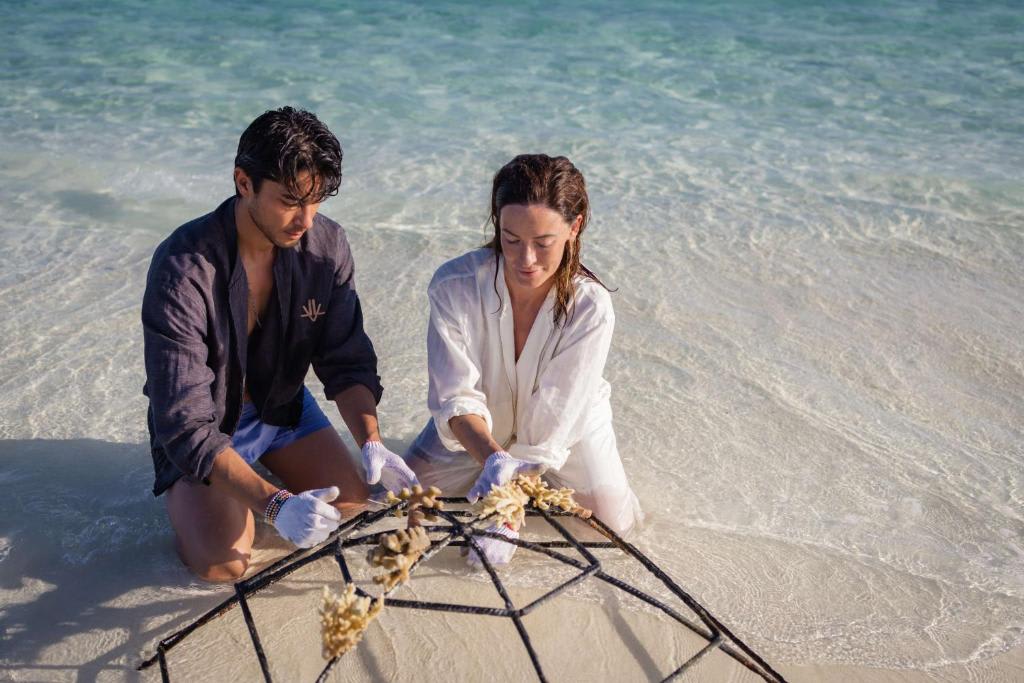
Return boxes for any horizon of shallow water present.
[1,0,1022,674]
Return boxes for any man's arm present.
[333,383,420,493]
[143,275,234,485]
[205,444,342,548]
[206,446,280,513]
[310,233,383,406]
[311,230,421,492]
[332,383,381,448]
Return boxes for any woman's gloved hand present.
[271,487,342,548]
[467,451,544,503]
[362,440,420,493]
[467,524,519,568]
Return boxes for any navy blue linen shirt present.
[142,197,382,496]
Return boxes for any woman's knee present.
[577,487,642,537]
[405,454,480,495]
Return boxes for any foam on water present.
[1,0,1022,672]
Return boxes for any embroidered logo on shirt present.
[301,299,325,322]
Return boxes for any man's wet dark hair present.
[234,106,343,203]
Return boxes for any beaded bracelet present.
[264,489,294,524]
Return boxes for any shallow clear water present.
[1,0,1022,672]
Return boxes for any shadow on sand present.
[0,437,375,681]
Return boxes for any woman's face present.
[499,204,580,293]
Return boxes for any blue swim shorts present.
[231,386,333,465]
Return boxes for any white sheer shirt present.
[427,248,614,472]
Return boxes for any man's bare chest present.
[243,256,275,335]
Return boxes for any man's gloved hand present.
[467,524,519,568]
[362,440,420,493]
[273,487,342,548]
[466,451,544,503]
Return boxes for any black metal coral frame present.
[138,498,788,683]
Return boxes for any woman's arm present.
[447,414,503,465]
[426,278,495,452]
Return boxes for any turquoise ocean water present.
[1,0,1022,675]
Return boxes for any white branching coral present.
[368,526,432,590]
[319,584,384,660]
[513,476,592,519]
[476,476,592,530]
[478,480,530,528]
[385,484,444,526]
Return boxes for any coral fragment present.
[478,481,530,528]
[319,584,383,660]
[385,485,445,524]
[514,476,592,519]
[368,526,432,590]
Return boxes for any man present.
[142,107,417,582]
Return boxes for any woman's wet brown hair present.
[486,154,610,325]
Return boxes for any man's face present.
[236,169,322,248]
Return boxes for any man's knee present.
[175,535,252,583]
[193,558,250,583]
[348,478,370,501]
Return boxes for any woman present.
[406,154,643,566]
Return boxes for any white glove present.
[466,451,544,503]
[467,524,519,568]
[274,486,342,548]
[362,440,419,493]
